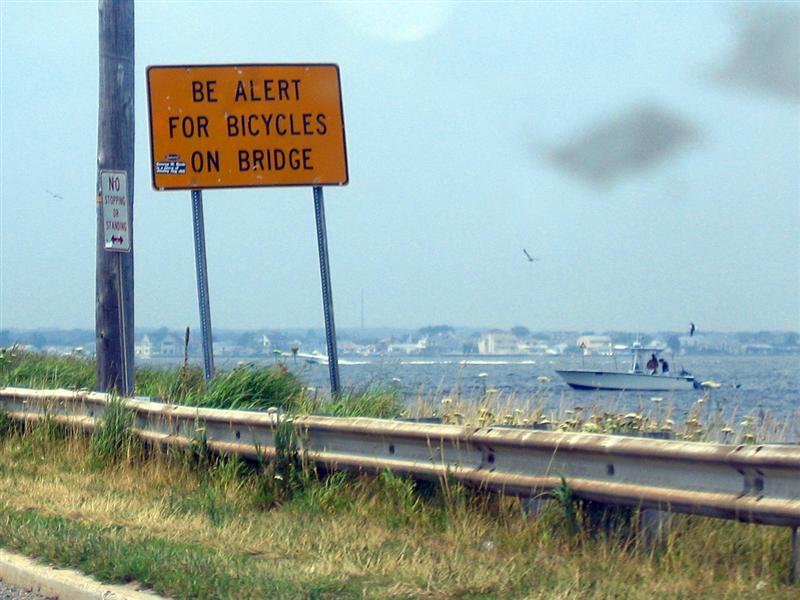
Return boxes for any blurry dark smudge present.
[545,104,699,186]
[713,4,800,103]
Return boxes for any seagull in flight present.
[689,322,696,337]
[522,249,540,262]
[45,189,64,200]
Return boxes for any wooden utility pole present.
[95,0,135,395]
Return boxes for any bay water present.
[272,354,799,441]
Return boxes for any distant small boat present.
[555,343,698,391]
[297,351,328,365]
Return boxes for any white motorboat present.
[555,343,698,391]
[298,351,329,365]
[277,349,330,365]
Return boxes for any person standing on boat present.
[659,358,669,375]
[646,354,658,374]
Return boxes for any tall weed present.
[135,365,205,402]
[89,398,139,466]
[19,416,66,456]
[550,476,579,536]
[252,417,314,507]
[375,469,422,529]
[0,409,16,439]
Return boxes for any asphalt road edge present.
[0,549,164,600]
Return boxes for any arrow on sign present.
[111,236,124,244]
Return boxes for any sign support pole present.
[191,190,215,382]
[313,186,341,396]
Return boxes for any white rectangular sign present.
[100,170,130,252]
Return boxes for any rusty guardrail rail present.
[1,386,798,579]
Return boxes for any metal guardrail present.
[0,386,798,580]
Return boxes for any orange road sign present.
[146,64,348,190]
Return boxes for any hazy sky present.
[1,1,798,332]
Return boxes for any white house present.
[478,331,521,355]
[159,335,179,356]
[134,335,152,358]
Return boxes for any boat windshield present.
[629,345,664,373]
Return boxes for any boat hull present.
[555,369,696,391]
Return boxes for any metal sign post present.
[313,186,341,396]
[191,190,215,382]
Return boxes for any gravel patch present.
[0,581,51,600]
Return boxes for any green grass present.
[192,364,304,411]
[0,508,262,599]
[186,366,403,418]
[0,350,403,419]
[310,385,404,418]
[0,348,94,390]
[135,364,205,402]
[0,418,795,599]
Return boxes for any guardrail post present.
[640,508,672,549]
[523,496,548,517]
[792,526,798,584]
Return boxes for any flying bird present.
[689,322,696,337]
[522,249,540,262]
[45,189,63,200]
